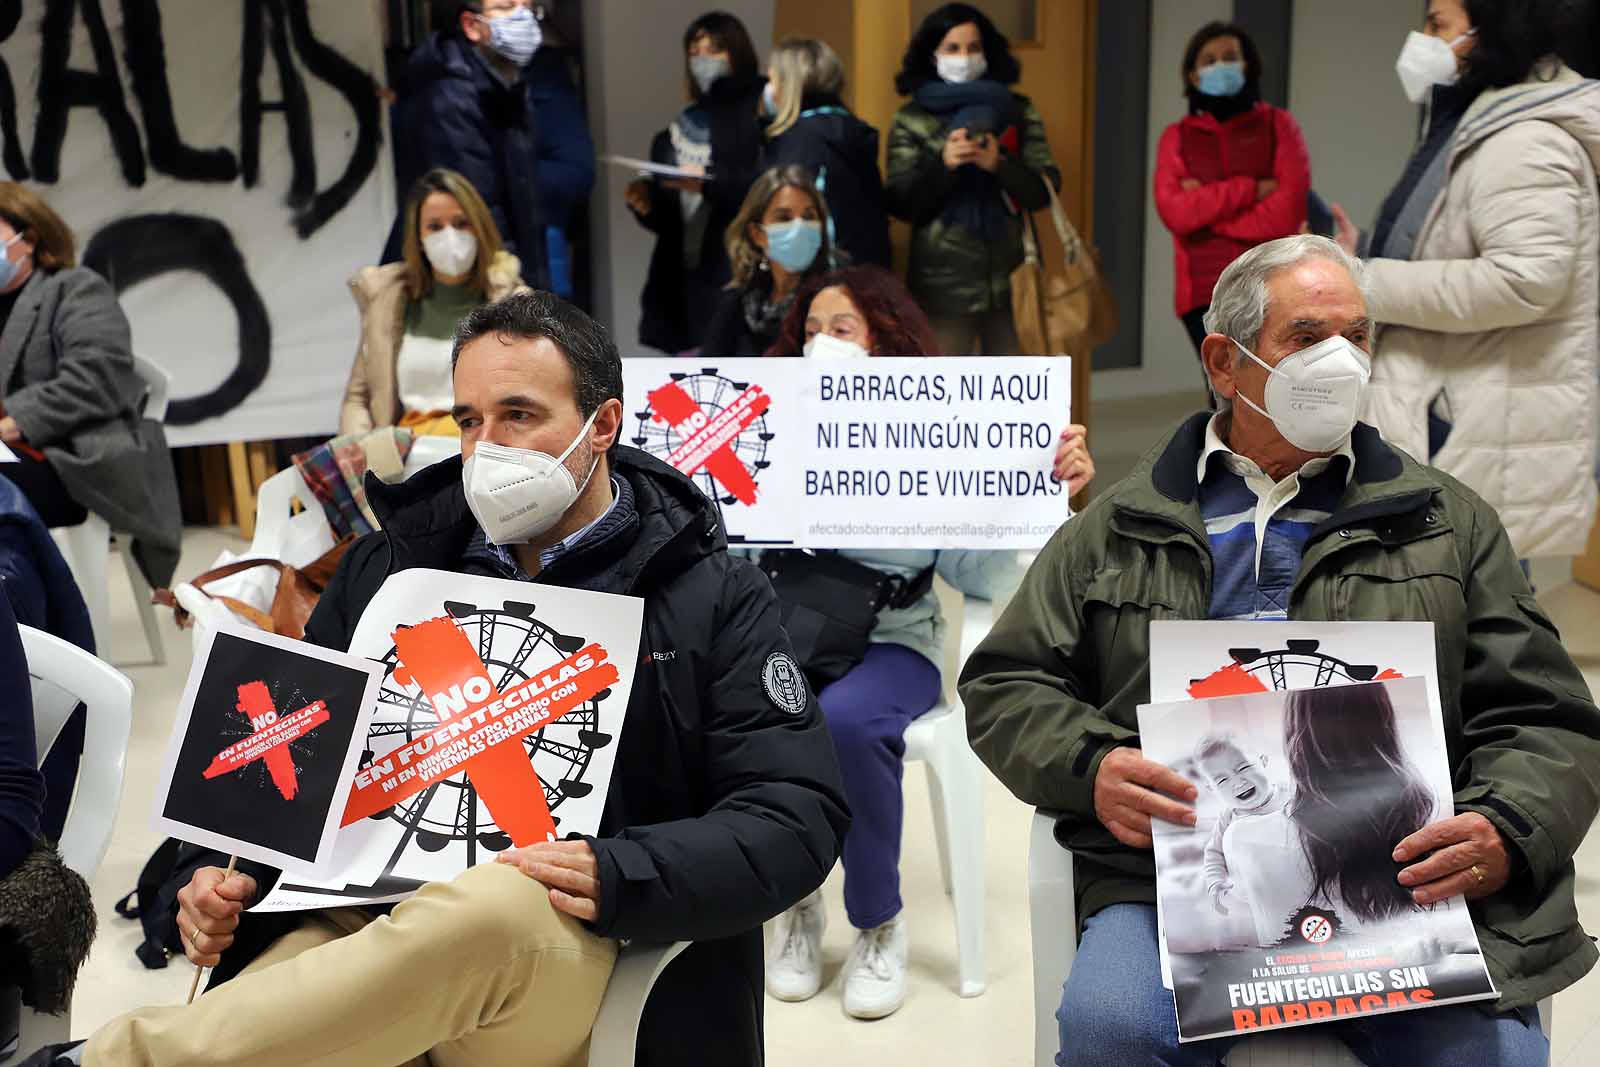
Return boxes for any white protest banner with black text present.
[622,357,1073,549]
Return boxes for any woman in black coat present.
[625,12,766,354]
[762,37,891,269]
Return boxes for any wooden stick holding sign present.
[186,854,237,1004]
[150,622,383,1002]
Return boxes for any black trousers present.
[0,451,88,528]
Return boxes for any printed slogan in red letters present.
[340,616,619,846]
[203,681,331,801]
[647,379,769,505]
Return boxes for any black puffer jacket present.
[166,448,849,1066]
[765,94,891,268]
[631,75,766,353]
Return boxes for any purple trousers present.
[816,642,942,929]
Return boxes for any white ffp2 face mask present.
[1230,334,1372,453]
[422,227,478,277]
[935,52,987,84]
[462,409,600,545]
[803,332,870,360]
[1396,29,1474,104]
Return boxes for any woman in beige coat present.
[1334,1,1600,559]
[341,168,525,436]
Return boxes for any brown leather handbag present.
[1011,178,1119,358]
[153,537,353,641]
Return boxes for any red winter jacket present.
[1154,103,1311,317]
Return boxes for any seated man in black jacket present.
[26,292,849,1067]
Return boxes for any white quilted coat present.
[1363,63,1600,558]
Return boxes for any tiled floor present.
[61,407,1600,1064]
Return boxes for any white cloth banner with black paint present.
[0,1,393,445]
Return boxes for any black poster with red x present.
[154,625,383,874]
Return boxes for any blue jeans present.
[1057,904,1547,1066]
[817,642,942,929]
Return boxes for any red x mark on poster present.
[203,681,331,801]
[340,617,619,847]
[647,379,770,506]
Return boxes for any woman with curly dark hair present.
[760,264,1091,1020]
[884,3,1060,354]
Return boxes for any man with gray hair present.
[962,235,1600,1063]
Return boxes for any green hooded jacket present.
[960,414,1600,1012]
[885,94,1061,316]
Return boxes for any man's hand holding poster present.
[1140,624,1497,1042]
[256,570,643,912]
[153,625,384,876]
[621,357,1072,549]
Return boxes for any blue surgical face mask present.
[763,219,822,273]
[1197,60,1246,98]
[478,7,541,67]
[690,54,732,95]
[0,233,27,291]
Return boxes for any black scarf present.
[911,78,1023,241]
[1187,83,1261,123]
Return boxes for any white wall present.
[583,0,776,354]
[1289,0,1421,232]
[1093,0,1422,402]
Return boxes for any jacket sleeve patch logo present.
[762,652,809,715]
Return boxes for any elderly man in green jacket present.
[961,234,1600,1066]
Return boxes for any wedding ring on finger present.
[1469,863,1486,885]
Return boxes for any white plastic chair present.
[586,941,689,1067]
[902,597,995,998]
[402,435,461,479]
[15,625,133,1051]
[52,353,172,666]
[1027,809,1553,1066]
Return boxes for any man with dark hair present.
[386,1,597,292]
[25,291,848,1067]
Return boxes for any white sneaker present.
[843,915,908,1020]
[765,891,826,1002]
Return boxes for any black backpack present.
[114,838,184,969]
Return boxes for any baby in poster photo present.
[1195,736,1291,926]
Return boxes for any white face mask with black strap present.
[1395,29,1475,104]
[1229,334,1372,453]
[461,409,600,545]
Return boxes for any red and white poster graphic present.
[256,570,643,912]
[154,625,384,876]
[623,358,1073,549]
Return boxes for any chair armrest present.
[586,940,690,1067]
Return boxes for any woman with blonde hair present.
[340,167,526,436]
[0,182,180,588]
[701,165,838,355]
[763,37,890,267]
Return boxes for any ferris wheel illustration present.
[358,599,615,873]
[631,367,774,506]
[1212,639,1389,691]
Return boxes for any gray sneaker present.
[765,890,826,1002]
[843,914,908,1020]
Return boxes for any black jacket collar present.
[364,446,725,596]
[1150,414,1403,505]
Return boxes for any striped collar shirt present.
[1197,415,1354,621]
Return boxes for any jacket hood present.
[401,32,490,93]
[364,445,726,595]
[1456,62,1600,174]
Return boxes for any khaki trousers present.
[85,863,618,1067]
